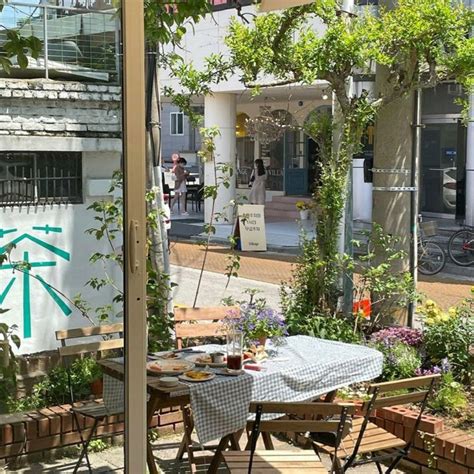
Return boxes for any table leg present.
[207,428,243,474]
[146,395,159,474]
[181,405,197,473]
[176,405,194,461]
[323,390,337,403]
[262,432,274,450]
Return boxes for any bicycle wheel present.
[448,229,474,266]
[418,241,446,275]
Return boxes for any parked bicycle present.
[447,225,474,266]
[417,219,446,276]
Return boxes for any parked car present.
[442,167,457,210]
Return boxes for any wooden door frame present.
[122,0,148,472]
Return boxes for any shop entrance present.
[420,120,466,220]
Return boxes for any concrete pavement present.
[170,241,473,309]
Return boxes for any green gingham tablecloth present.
[103,335,383,444]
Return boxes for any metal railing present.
[0,152,83,206]
[0,1,119,82]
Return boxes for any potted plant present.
[295,201,312,220]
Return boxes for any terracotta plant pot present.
[90,378,104,397]
[258,336,267,347]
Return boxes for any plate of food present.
[185,353,226,368]
[146,359,194,375]
[179,370,216,383]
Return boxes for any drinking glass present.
[226,330,243,370]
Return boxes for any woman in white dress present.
[248,159,267,205]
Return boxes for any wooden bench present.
[174,306,240,349]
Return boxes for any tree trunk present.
[372,64,414,325]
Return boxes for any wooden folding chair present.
[173,306,240,349]
[55,323,124,474]
[313,374,440,473]
[222,401,355,474]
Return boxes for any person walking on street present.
[249,158,267,205]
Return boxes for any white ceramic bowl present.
[158,376,179,387]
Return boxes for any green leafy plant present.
[419,294,474,384]
[281,225,416,338]
[88,439,109,453]
[372,342,422,381]
[295,315,362,344]
[429,372,468,415]
[75,171,174,351]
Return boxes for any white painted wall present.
[0,150,122,354]
[160,5,326,94]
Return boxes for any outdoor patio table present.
[99,335,383,474]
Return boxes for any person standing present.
[170,155,189,215]
[248,158,267,205]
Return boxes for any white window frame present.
[170,112,184,136]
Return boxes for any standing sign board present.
[237,205,267,251]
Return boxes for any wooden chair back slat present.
[371,391,429,409]
[58,339,124,358]
[55,323,124,341]
[174,307,240,321]
[249,401,356,417]
[249,402,354,434]
[368,374,440,394]
[174,306,240,349]
[259,420,344,433]
[175,323,227,339]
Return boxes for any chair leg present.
[385,451,405,474]
[73,417,99,474]
[376,460,384,474]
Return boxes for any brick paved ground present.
[170,241,473,308]
[4,434,404,473]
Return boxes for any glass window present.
[0,2,118,82]
[420,123,458,214]
[170,112,184,136]
[0,151,82,205]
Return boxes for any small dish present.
[217,368,243,376]
[185,353,226,368]
[179,370,216,383]
[146,359,194,375]
[158,377,179,387]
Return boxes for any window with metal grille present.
[0,152,83,206]
[170,112,184,136]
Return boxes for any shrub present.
[370,327,423,348]
[429,372,468,415]
[372,341,422,381]
[295,315,362,344]
[418,297,474,384]
[7,357,102,412]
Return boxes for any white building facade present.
[161,0,474,226]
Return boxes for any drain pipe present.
[408,89,422,328]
